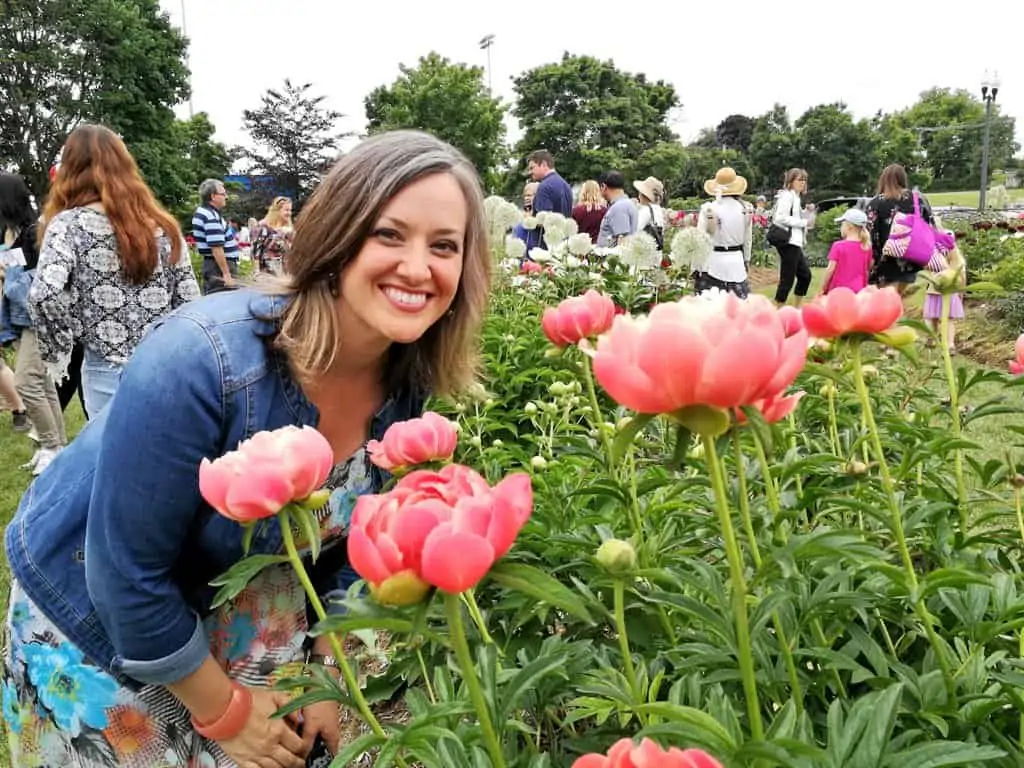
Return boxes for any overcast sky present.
[160,0,1021,162]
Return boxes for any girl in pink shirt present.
[821,208,873,294]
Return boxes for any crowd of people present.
[0,123,971,767]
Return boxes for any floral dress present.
[2,448,373,767]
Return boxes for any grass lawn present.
[924,189,1024,207]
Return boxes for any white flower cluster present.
[618,232,661,270]
[504,235,527,263]
[484,196,522,241]
[670,227,713,270]
[537,211,579,250]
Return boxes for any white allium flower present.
[499,257,519,273]
[534,211,552,227]
[670,227,713,269]
[588,271,605,285]
[541,213,577,250]
[619,233,661,270]
[593,246,621,260]
[564,255,583,269]
[511,275,528,287]
[505,236,526,262]
[529,247,552,264]
[522,216,539,231]
[484,196,521,238]
[567,233,593,257]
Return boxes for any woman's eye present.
[433,240,460,254]
[374,228,400,242]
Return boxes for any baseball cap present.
[836,208,867,227]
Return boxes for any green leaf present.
[331,732,388,768]
[291,505,322,563]
[499,651,570,720]
[634,702,737,754]
[668,424,693,470]
[208,554,290,609]
[612,413,656,463]
[487,561,594,623]
[882,741,1006,768]
[848,684,903,768]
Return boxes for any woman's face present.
[791,175,808,193]
[337,173,467,349]
[280,201,293,219]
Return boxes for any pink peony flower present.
[777,304,804,337]
[347,464,533,598]
[800,286,903,339]
[1010,334,1024,375]
[367,411,458,471]
[590,292,808,416]
[542,290,617,347]
[572,738,723,768]
[521,261,543,274]
[199,426,334,522]
[736,390,805,424]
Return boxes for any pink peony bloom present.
[590,292,808,415]
[800,286,903,339]
[347,464,533,597]
[777,304,804,337]
[367,411,458,471]
[572,738,723,768]
[542,290,617,347]
[736,390,805,424]
[199,426,334,522]
[1010,334,1024,375]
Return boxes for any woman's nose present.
[396,246,432,281]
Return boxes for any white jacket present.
[772,189,806,247]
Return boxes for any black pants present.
[201,258,240,295]
[774,243,811,303]
[57,342,87,418]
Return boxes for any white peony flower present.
[505,236,526,262]
[529,247,552,264]
[619,232,661,270]
[567,233,594,257]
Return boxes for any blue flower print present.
[224,610,258,662]
[8,601,30,646]
[2,678,23,734]
[21,641,119,734]
[329,488,361,530]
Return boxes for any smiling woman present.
[2,130,492,767]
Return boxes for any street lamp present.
[479,34,495,95]
[979,70,1001,211]
[181,0,194,118]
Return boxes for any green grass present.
[924,189,1024,207]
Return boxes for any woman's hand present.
[301,699,342,755]
[216,688,308,768]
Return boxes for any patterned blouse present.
[29,207,201,380]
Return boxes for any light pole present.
[181,0,194,118]
[979,70,1000,211]
[479,34,495,95]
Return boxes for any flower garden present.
[196,199,1024,767]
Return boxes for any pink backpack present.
[885,191,935,267]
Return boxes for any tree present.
[748,104,798,192]
[792,103,879,194]
[0,0,189,200]
[241,79,345,204]
[510,53,679,186]
[715,114,757,153]
[627,142,689,200]
[364,52,506,185]
[871,111,931,189]
[154,113,234,222]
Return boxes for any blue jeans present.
[81,350,123,420]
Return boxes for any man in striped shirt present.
[192,179,240,294]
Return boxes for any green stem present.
[462,589,497,648]
[703,433,764,740]
[734,431,803,714]
[850,343,956,702]
[614,580,643,711]
[826,385,841,458]
[444,593,506,768]
[417,647,437,704]
[582,352,616,475]
[939,292,968,536]
[1013,475,1024,554]
[811,619,847,699]
[278,509,400,756]
[752,432,782,528]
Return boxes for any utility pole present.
[479,34,495,95]
[182,0,194,118]
[979,70,1000,211]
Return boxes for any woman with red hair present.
[31,124,200,420]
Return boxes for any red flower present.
[541,290,616,347]
[348,464,533,599]
[800,286,903,339]
[572,738,723,768]
[521,261,543,274]
[367,411,458,471]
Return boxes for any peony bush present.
[204,229,1024,766]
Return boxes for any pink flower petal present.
[420,527,495,593]
[347,527,393,584]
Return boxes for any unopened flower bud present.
[818,382,837,397]
[530,455,548,470]
[491,439,503,448]
[524,402,538,415]
[469,436,482,448]
[550,382,568,396]
[455,402,467,413]
[1011,474,1024,489]
[595,539,637,574]
[847,460,868,476]
[616,416,633,432]
[370,571,431,607]
[544,347,564,359]
[860,364,879,380]
[485,398,495,408]
[873,326,917,349]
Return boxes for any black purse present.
[766,223,791,247]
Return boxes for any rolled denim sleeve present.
[85,313,226,685]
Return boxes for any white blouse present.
[772,189,807,247]
[697,197,752,283]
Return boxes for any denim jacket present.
[0,264,34,343]
[5,289,424,689]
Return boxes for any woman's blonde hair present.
[269,130,491,397]
[841,220,871,251]
[264,196,292,229]
[577,180,605,211]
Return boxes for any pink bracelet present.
[191,682,253,741]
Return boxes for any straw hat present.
[704,167,748,197]
[633,176,665,203]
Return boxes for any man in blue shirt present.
[191,179,240,294]
[527,150,573,217]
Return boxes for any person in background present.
[820,208,873,295]
[0,357,30,432]
[597,171,637,247]
[3,129,492,768]
[192,179,240,293]
[696,167,753,298]
[253,196,295,276]
[511,181,542,252]
[634,176,666,252]
[526,149,573,217]
[753,196,769,227]
[0,172,67,474]
[31,124,201,419]
[772,168,812,306]
[923,224,966,353]
[572,180,606,244]
[866,163,933,296]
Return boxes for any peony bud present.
[846,460,868,476]
[530,455,548,470]
[370,570,432,607]
[873,325,917,349]
[818,382,837,397]
[860,364,879,380]
[492,439,504,448]
[616,416,633,432]
[524,402,538,416]
[595,539,637,574]
[469,436,482,448]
